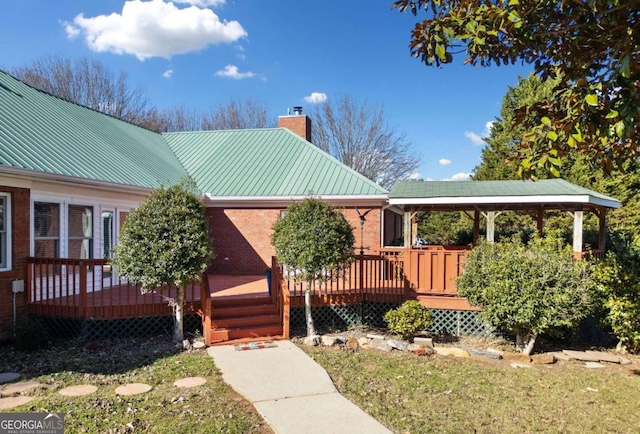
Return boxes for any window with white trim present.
[68,205,93,259]
[34,202,60,258]
[0,194,10,270]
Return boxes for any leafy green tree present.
[593,232,640,353]
[112,180,214,345]
[474,74,561,181]
[456,237,594,354]
[394,0,640,178]
[272,198,355,337]
[417,211,472,245]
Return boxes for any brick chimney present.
[278,106,312,142]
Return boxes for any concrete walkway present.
[207,341,391,434]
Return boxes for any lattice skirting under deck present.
[32,314,202,343]
[290,303,493,337]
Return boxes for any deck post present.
[79,260,87,319]
[537,207,544,236]
[473,210,480,244]
[403,210,412,246]
[485,211,496,243]
[572,209,584,254]
[597,207,607,251]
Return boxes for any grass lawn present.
[0,337,272,434]
[302,344,640,434]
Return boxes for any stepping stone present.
[1,380,41,396]
[585,351,620,364]
[584,362,606,369]
[115,383,152,396]
[59,385,98,397]
[0,373,20,384]
[549,352,572,362]
[435,347,470,358]
[0,396,33,410]
[174,377,207,388]
[562,350,602,362]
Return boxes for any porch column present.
[473,210,480,244]
[483,211,501,243]
[572,210,584,254]
[597,207,607,251]
[537,207,544,236]
[403,210,412,247]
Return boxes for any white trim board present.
[389,194,620,209]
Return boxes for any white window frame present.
[67,204,94,259]
[0,193,11,272]
[33,201,62,258]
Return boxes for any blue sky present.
[1,0,532,181]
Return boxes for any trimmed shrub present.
[384,300,433,341]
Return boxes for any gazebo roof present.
[389,179,620,210]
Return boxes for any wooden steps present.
[207,295,283,345]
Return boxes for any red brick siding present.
[0,187,30,341]
[206,206,382,275]
[278,116,312,142]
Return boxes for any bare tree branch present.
[309,94,421,189]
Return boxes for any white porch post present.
[483,211,500,243]
[403,210,412,247]
[572,210,584,254]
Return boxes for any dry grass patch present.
[303,345,640,434]
[0,336,272,434]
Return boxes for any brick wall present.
[206,206,382,275]
[0,187,30,341]
[278,115,312,142]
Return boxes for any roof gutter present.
[203,194,389,207]
[389,194,621,209]
[0,166,154,196]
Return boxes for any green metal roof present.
[0,70,187,189]
[389,179,620,208]
[163,128,388,197]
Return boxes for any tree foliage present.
[271,198,355,336]
[309,94,420,189]
[593,232,640,353]
[112,180,214,343]
[456,237,594,354]
[12,55,153,127]
[473,74,561,181]
[394,0,640,178]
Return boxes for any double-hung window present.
[0,194,10,270]
[34,202,60,258]
[68,205,93,259]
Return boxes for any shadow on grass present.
[0,334,183,379]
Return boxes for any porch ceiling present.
[389,179,620,211]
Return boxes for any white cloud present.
[443,172,472,181]
[483,121,494,137]
[63,21,80,38]
[464,131,485,146]
[176,0,226,6]
[163,69,173,78]
[464,120,495,146]
[438,158,451,166]
[215,64,255,79]
[407,172,422,180]
[64,0,247,61]
[303,92,328,104]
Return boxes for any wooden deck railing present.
[272,256,290,339]
[274,254,410,309]
[27,257,202,320]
